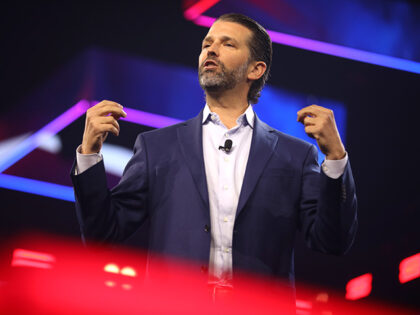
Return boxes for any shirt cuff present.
[75,145,103,175]
[321,153,348,179]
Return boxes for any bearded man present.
[71,13,357,302]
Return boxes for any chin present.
[200,76,220,87]
[200,82,223,92]
[205,86,224,93]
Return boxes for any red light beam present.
[184,0,220,21]
[346,273,373,301]
[399,253,420,284]
[11,248,56,269]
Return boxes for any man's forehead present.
[204,21,251,42]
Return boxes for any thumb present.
[102,132,108,142]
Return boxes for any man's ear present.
[247,61,267,81]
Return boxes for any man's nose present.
[207,43,219,57]
[207,50,217,58]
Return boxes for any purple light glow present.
[122,108,182,128]
[89,101,183,128]
[0,99,185,201]
[266,29,420,74]
[193,15,216,28]
[183,0,220,21]
[0,99,181,174]
[189,14,420,75]
[0,100,90,173]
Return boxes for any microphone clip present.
[219,139,233,153]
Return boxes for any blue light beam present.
[0,173,75,202]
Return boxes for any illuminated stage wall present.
[0,48,347,202]
[0,0,419,312]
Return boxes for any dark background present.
[0,1,419,310]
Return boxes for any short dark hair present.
[216,13,272,104]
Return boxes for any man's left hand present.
[297,105,346,160]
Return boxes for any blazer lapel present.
[177,111,210,211]
[236,114,278,218]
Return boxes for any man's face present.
[198,21,253,93]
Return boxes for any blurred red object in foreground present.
[345,273,372,301]
[11,248,56,269]
[399,253,420,284]
[0,234,417,315]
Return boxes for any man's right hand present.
[81,100,127,154]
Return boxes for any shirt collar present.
[202,104,254,128]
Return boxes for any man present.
[71,13,357,296]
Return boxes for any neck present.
[206,87,249,129]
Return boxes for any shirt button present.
[225,248,230,253]
[204,224,210,232]
[223,185,229,190]
[223,217,228,222]
[225,133,228,137]
[224,157,229,162]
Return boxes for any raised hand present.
[81,100,127,154]
[297,104,346,160]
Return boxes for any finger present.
[298,104,331,115]
[88,117,120,136]
[297,105,321,120]
[95,105,127,119]
[94,100,123,109]
[87,101,122,116]
[97,116,120,132]
[309,104,332,114]
[297,108,318,123]
[95,104,126,116]
[297,105,332,123]
[89,100,124,114]
[91,119,120,136]
[102,131,109,142]
[304,125,320,139]
[97,124,120,136]
[301,116,316,126]
[307,105,335,120]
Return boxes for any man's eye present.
[202,44,210,49]
[225,43,234,47]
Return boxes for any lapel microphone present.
[219,139,233,153]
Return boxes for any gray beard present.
[198,61,249,93]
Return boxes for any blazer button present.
[204,224,210,232]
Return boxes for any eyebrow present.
[202,35,239,45]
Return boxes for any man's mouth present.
[203,59,219,69]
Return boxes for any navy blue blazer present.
[71,110,357,286]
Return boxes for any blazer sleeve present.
[299,144,358,255]
[70,134,149,243]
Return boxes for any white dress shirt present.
[76,105,348,281]
[202,104,255,280]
